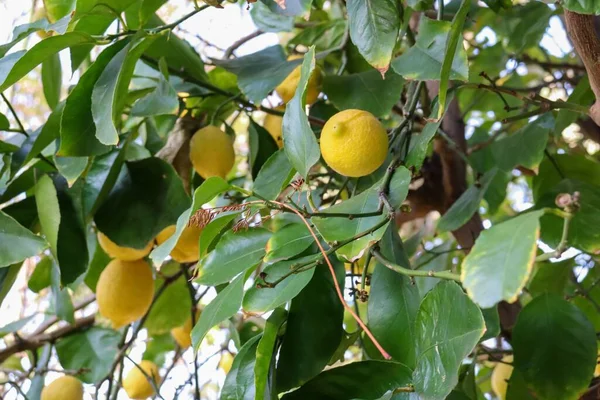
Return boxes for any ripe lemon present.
[155,224,202,263]
[123,360,160,400]
[96,259,154,328]
[320,109,389,177]
[189,126,235,179]
[97,232,153,261]
[275,55,322,105]
[171,309,201,348]
[41,376,83,400]
[491,355,513,400]
[219,352,234,374]
[263,107,285,148]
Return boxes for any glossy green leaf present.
[562,0,600,13]
[282,361,413,400]
[253,149,295,200]
[145,264,192,335]
[407,0,434,11]
[437,169,497,232]
[92,35,157,145]
[527,259,573,297]
[213,45,302,103]
[368,226,420,366]
[481,306,501,341]
[276,260,344,392]
[50,258,74,324]
[251,1,294,33]
[199,211,241,258]
[150,176,230,265]
[323,69,404,117]
[35,175,60,256]
[0,16,70,58]
[59,40,127,157]
[131,69,178,116]
[414,241,453,297]
[95,157,190,249]
[265,223,314,263]
[346,0,400,73]
[405,99,450,171]
[461,210,543,308]
[0,210,47,268]
[28,256,52,293]
[243,254,319,313]
[313,167,411,261]
[282,46,320,178]
[255,308,287,400]
[81,149,125,217]
[221,334,262,400]
[0,113,8,130]
[43,0,76,22]
[83,235,111,293]
[54,156,88,186]
[392,18,468,81]
[513,294,597,400]
[413,281,485,400]
[289,20,347,52]
[41,52,61,110]
[196,228,271,286]
[191,274,245,351]
[533,154,600,200]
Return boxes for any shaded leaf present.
[251,1,294,32]
[255,308,287,400]
[54,156,88,186]
[249,119,279,179]
[41,51,62,110]
[221,334,262,400]
[50,258,74,324]
[131,68,179,116]
[0,210,47,268]
[28,256,52,293]
[253,149,295,201]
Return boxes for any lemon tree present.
[1,0,600,399]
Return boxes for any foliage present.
[0,0,600,399]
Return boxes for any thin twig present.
[224,30,264,58]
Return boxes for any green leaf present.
[555,77,594,135]
[0,113,8,130]
[282,360,413,400]
[0,32,94,92]
[323,69,404,118]
[0,16,70,58]
[346,0,400,73]
[368,226,420,366]
[83,235,110,293]
[0,315,35,338]
[290,20,347,52]
[407,0,434,11]
[249,119,279,179]
[44,0,76,22]
[41,52,62,110]
[125,0,168,28]
[513,294,597,400]
[312,167,411,261]
[213,46,302,103]
[59,40,127,157]
[562,0,600,13]
[143,333,174,366]
[492,114,553,172]
[437,169,498,232]
[533,154,600,200]
[527,259,573,297]
[282,47,320,178]
[253,149,295,200]
[243,255,319,313]
[50,258,74,324]
[251,1,294,33]
[196,228,271,286]
[54,156,88,186]
[0,210,47,268]
[199,211,241,258]
[221,334,262,400]
[35,175,60,256]
[145,263,192,335]
[276,260,344,392]
[55,327,121,384]
[28,256,52,293]
[81,149,125,217]
[461,210,543,308]
[507,3,553,53]
[191,273,245,351]
[265,223,314,263]
[0,264,22,307]
[258,0,312,17]
[131,69,179,116]
[95,157,190,250]
[413,281,485,400]
[255,308,287,400]
[150,176,230,265]
[26,344,52,400]
[92,35,157,145]
[392,18,468,81]
[413,241,453,297]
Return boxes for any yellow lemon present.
[263,107,285,148]
[171,309,201,349]
[41,376,83,400]
[123,360,160,400]
[96,259,154,328]
[97,232,153,261]
[219,352,234,374]
[320,109,388,177]
[155,225,202,263]
[275,55,322,105]
[189,126,235,179]
[491,355,513,400]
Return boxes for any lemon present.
[491,355,513,400]
[189,126,235,179]
[123,360,160,400]
[263,107,285,148]
[320,109,388,177]
[96,259,154,328]
[97,232,153,261]
[275,55,322,105]
[219,352,234,374]
[41,376,83,400]
[155,224,202,263]
[171,309,201,348]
